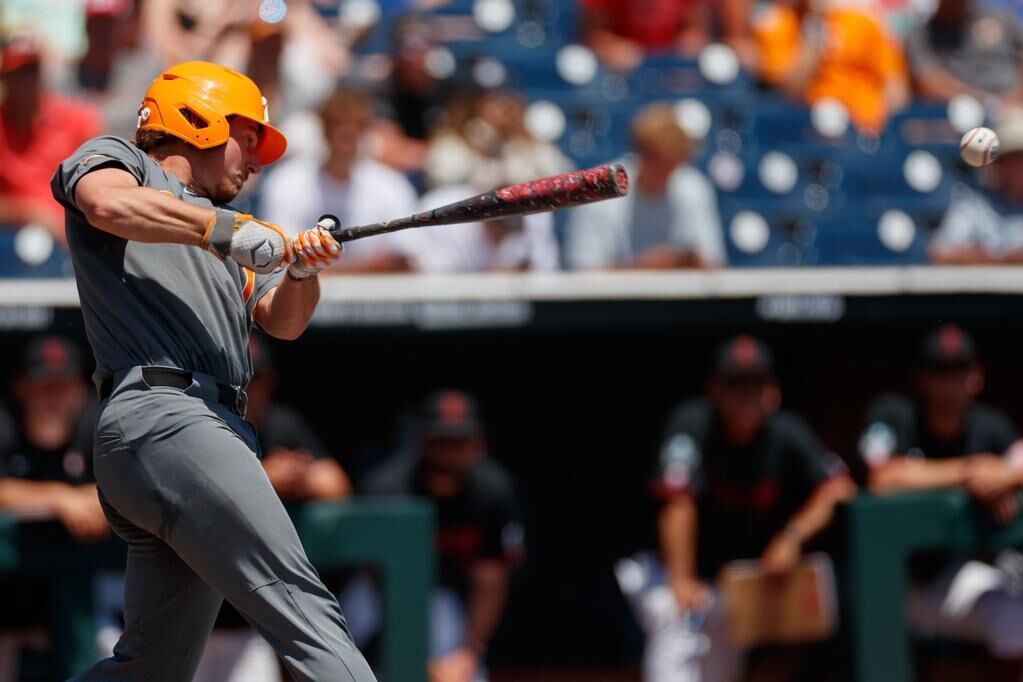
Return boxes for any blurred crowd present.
[3,0,1023,271]
[8,325,1023,681]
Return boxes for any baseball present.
[960,126,1000,167]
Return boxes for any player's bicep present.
[74,167,142,226]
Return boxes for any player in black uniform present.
[634,336,854,682]
[0,336,104,680]
[348,390,524,682]
[859,324,1023,663]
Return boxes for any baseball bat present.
[319,163,629,242]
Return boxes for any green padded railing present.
[0,498,434,681]
[840,490,1023,682]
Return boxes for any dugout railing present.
[0,499,434,682]
[840,490,1023,682]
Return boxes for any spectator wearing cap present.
[932,110,1023,264]
[1,35,102,243]
[345,391,524,682]
[633,336,854,682]
[260,86,420,273]
[580,0,755,72]
[0,336,104,680]
[565,102,724,270]
[906,0,1023,107]
[859,324,1023,663]
[753,0,909,133]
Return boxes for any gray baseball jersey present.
[50,135,283,389]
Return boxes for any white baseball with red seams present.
[960,126,1000,167]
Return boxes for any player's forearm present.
[0,479,77,510]
[659,496,699,581]
[254,275,320,340]
[83,185,214,246]
[465,560,509,654]
[868,457,968,493]
[781,476,856,544]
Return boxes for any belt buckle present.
[235,389,248,418]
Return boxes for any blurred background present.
[5,0,1023,681]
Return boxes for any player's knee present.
[985,597,1023,658]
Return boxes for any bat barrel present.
[324,163,630,243]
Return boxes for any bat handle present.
[317,214,341,235]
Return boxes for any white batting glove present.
[202,210,294,274]
[287,219,343,280]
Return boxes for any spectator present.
[859,324,1023,665]
[906,0,1023,106]
[406,183,559,273]
[931,110,1023,263]
[0,336,104,681]
[425,88,570,191]
[580,0,754,71]
[345,390,524,682]
[635,336,854,682]
[754,0,910,133]
[368,16,452,173]
[75,0,163,139]
[0,36,103,242]
[260,87,420,273]
[565,102,724,270]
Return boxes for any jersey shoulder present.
[968,402,1018,434]
[361,453,417,495]
[663,399,714,439]
[466,457,518,503]
[864,393,916,425]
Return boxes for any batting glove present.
[287,218,343,280]
[202,209,294,274]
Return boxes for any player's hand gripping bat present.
[317,164,629,242]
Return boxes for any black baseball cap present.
[421,390,483,439]
[712,335,774,378]
[921,324,977,368]
[22,335,82,380]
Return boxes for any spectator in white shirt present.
[565,102,725,270]
[260,86,419,273]
[932,110,1023,264]
[406,184,560,273]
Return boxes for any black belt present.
[99,368,248,417]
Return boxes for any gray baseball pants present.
[71,367,376,682]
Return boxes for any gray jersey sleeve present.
[51,135,149,212]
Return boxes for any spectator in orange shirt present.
[1,36,103,242]
[753,0,910,133]
[581,0,754,72]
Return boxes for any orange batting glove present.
[288,218,343,280]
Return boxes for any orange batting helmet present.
[137,61,287,165]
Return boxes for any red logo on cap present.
[731,335,759,368]
[939,325,964,358]
[438,392,468,425]
[41,338,68,369]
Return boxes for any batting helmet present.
[137,61,287,166]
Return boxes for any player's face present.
[711,375,778,442]
[421,435,481,496]
[14,375,87,423]
[919,363,982,412]
[197,118,263,203]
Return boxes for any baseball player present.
[50,61,375,682]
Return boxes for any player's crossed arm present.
[75,167,342,276]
